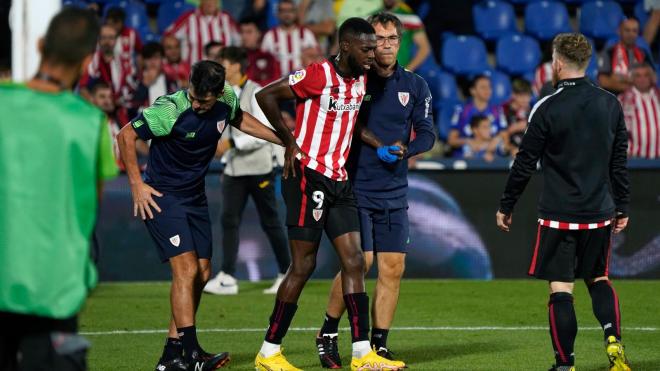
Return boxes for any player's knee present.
[379,258,405,282]
[173,263,199,283]
[290,255,316,280]
[198,264,212,283]
[342,251,365,276]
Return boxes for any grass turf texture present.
[81,280,660,370]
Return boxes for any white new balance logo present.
[194,363,203,371]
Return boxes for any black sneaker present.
[316,334,342,369]
[187,351,230,370]
[376,347,397,361]
[154,357,187,371]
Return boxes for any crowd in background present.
[1,0,659,163]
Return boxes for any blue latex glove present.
[377,145,400,163]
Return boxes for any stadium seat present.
[488,70,512,105]
[524,1,572,40]
[441,35,489,76]
[436,102,461,141]
[157,0,196,33]
[635,2,650,28]
[579,1,624,40]
[473,1,518,41]
[139,26,161,43]
[103,1,149,30]
[496,34,541,75]
[62,0,88,8]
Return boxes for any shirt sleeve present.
[97,116,119,180]
[288,63,326,99]
[406,77,436,157]
[232,87,268,151]
[610,103,630,216]
[131,93,180,140]
[499,100,549,214]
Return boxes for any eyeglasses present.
[376,36,400,46]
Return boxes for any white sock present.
[259,341,281,358]
[352,340,371,359]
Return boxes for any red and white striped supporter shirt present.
[261,26,318,76]
[533,62,553,97]
[618,87,660,159]
[116,26,142,72]
[164,9,240,65]
[80,49,138,105]
[288,60,367,180]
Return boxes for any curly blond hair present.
[552,32,592,70]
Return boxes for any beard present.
[552,65,560,88]
[347,53,364,75]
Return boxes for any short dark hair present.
[142,42,164,59]
[190,60,226,96]
[42,7,100,66]
[105,7,125,24]
[511,78,532,95]
[239,16,260,27]
[367,12,403,37]
[205,41,223,57]
[469,114,489,129]
[552,32,592,70]
[219,46,248,74]
[470,74,490,89]
[338,17,375,43]
[90,80,111,95]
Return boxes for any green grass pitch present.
[80,280,660,370]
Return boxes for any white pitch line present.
[80,326,659,336]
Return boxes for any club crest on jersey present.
[398,92,410,107]
[217,120,226,133]
[312,209,323,221]
[169,235,181,247]
[289,69,306,85]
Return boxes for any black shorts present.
[281,161,359,242]
[528,224,613,282]
[144,192,212,262]
[359,207,410,253]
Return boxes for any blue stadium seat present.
[496,34,541,75]
[586,37,599,84]
[62,0,88,8]
[139,26,161,43]
[103,1,149,30]
[579,1,624,40]
[436,102,461,141]
[473,1,518,41]
[488,70,512,105]
[508,0,540,4]
[635,2,650,28]
[157,0,196,33]
[525,1,572,40]
[441,35,489,75]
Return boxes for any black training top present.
[499,77,630,223]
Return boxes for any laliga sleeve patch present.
[289,69,306,85]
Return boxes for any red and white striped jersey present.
[261,26,318,76]
[115,26,142,73]
[80,49,138,106]
[164,9,240,65]
[533,62,553,97]
[289,60,367,180]
[618,87,660,159]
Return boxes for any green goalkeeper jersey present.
[0,83,118,319]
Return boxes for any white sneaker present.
[203,271,238,295]
[263,274,284,294]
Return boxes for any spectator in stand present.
[618,63,660,159]
[503,79,533,157]
[461,115,508,162]
[533,60,553,97]
[105,7,142,72]
[298,0,336,53]
[205,41,224,61]
[261,0,318,76]
[643,1,660,45]
[79,24,139,118]
[90,81,149,170]
[239,17,281,86]
[447,74,508,157]
[377,0,431,72]
[598,18,654,94]
[164,0,241,65]
[134,42,178,109]
[162,35,190,89]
